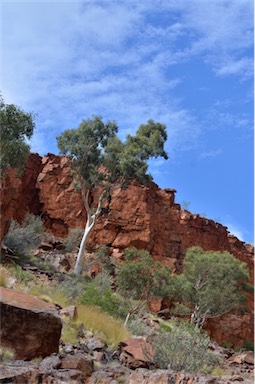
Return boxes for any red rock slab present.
[0,288,62,360]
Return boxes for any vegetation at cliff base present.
[175,247,249,327]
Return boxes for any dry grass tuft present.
[76,305,131,347]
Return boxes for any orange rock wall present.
[0,153,43,242]
[0,153,254,346]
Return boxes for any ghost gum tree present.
[57,116,168,275]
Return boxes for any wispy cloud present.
[1,0,253,157]
[200,149,223,158]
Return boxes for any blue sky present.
[1,0,254,243]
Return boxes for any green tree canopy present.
[176,247,249,327]
[0,95,35,175]
[57,116,168,275]
[116,248,174,325]
[117,248,174,302]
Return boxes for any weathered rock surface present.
[0,288,62,360]
[0,153,254,347]
[0,153,43,243]
[119,338,154,369]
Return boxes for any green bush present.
[0,267,8,287]
[150,322,219,373]
[127,318,152,336]
[7,264,35,284]
[54,273,92,302]
[0,347,15,363]
[4,214,45,255]
[242,340,254,351]
[79,272,129,319]
[64,227,84,252]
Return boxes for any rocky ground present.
[0,246,254,384]
[0,337,254,383]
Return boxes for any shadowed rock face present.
[0,153,43,243]
[0,288,62,360]
[0,153,254,346]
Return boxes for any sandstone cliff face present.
[0,153,43,243]
[0,153,254,346]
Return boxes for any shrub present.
[76,305,131,347]
[57,274,92,302]
[242,340,254,351]
[150,322,219,373]
[176,247,249,327]
[79,272,129,319]
[4,214,45,255]
[127,318,152,336]
[0,267,8,287]
[7,264,35,284]
[64,227,84,252]
[0,347,15,363]
[61,321,78,344]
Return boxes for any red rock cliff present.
[0,153,43,242]
[1,153,254,346]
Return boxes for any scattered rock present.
[39,354,61,373]
[228,351,254,365]
[60,305,77,320]
[0,287,62,360]
[119,338,154,369]
[86,337,105,351]
[60,353,94,376]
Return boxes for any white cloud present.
[226,224,245,241]
[1,0,252,157]
[200,149,223,158]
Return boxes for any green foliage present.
[176,247,249,327]
[79,274,129,319]
[242,340,254,351]
[95,246,115,274]
[150,322,219,373]
[0,347,15,363]
[64,227,84,252]
[57,274,92,302]
[57,116,118,189]
[210,366,231,376]
[7,264,35,284]
[0,267,8,287]
[57,116,168,189]
[0,95,35,174]
[4,214,45,255]
[76,305,131,347]
[127,317,153,336]
[116,248,174,302]
[61,321,78,344]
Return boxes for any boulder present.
[60,353,94,376]
[119,338,154,369]
[0,288,62,360]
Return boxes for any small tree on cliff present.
[176,247,249,328]
[57,116,168,275]
[116,248,175,326]
[0,94,35,176]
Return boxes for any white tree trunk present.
[74,189,105,275]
